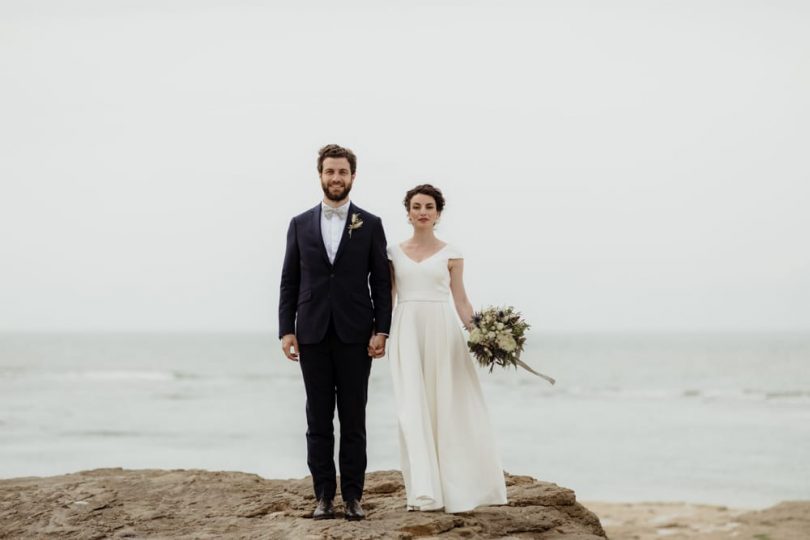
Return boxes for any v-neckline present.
[398,242,448,264]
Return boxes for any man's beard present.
[322,182,352,202]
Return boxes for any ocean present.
[1,332,808,507]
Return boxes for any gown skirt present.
[387,297,508,513]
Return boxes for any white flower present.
[496,333,517,353]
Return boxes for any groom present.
[278,144,392,521]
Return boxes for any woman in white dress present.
[385,184,507,513]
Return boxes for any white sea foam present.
[60,370,177,382]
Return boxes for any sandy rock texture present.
[0,469,606,539]
[585,500,810,540]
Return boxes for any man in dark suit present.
[279,144,392,521]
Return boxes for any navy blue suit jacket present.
[278,202,392,345]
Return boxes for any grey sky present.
[1,1,808,332]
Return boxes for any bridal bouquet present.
[467,306,555,384]
[467,306,528,371]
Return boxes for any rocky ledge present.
[0,469,606,539]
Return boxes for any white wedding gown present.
[386,243,508,513]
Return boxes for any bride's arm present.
[449,259,474,329]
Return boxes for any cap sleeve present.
[445,243,463,260]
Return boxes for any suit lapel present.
[332,202,354,267]
[311,204,332,267]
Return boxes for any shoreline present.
[583,500,810,540]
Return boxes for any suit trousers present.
[298,319,372,502]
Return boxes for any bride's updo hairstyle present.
[403,184,445,213]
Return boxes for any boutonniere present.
[348,212,364,238]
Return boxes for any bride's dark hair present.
[403,184,445,212]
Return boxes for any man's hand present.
[281,334,300,361]
[367,334,388,359]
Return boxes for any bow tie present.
[323,205,348,220]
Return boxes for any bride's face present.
[408,194,440,229]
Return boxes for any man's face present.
[320,157,354,202]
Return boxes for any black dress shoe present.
[312,498,335,520]
[344,499,365,521]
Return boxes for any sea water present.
[1,332,808,507]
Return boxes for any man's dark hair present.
[317,144,357,175]
[404,184,446,213]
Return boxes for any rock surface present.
[586,499,810,540]
[0,469,606,539]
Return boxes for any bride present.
[383,184,507,513]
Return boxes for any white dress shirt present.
[320,200,350,265]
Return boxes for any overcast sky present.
[1,0,808,333]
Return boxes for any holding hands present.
[282,333,386,360]
[368,333,388,359]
